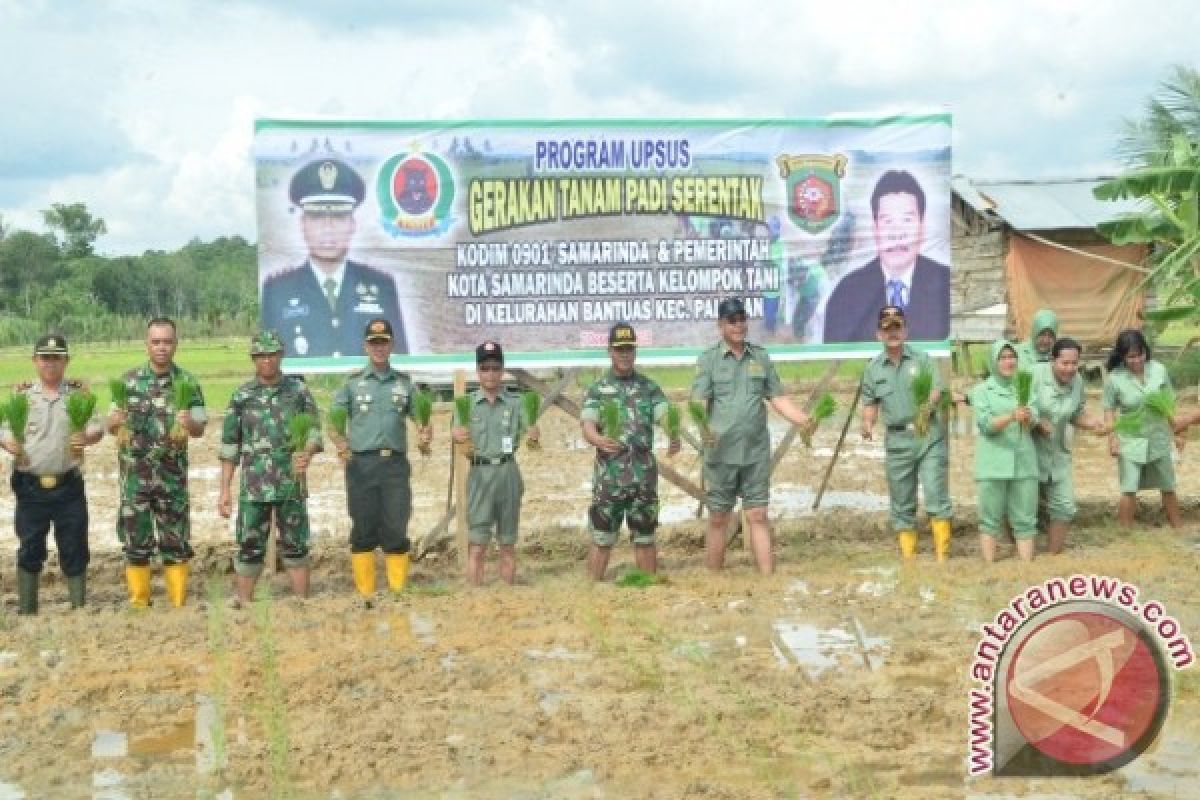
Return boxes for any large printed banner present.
[254,117,952,370]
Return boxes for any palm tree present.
[1117,65,1200,168]
[1095,66,1200,324]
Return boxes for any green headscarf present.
[989,339,1019,387]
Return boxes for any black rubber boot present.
[17,569,38,615]
[67,574,86,609]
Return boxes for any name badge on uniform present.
[748,363,764,376]
[502,436,514,454]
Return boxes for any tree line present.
[0,203,258,346]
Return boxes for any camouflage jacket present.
[581,370,668,488]
[219,375,322,502]
[119,362,207,467]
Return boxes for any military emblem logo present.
[776,154,848,235]
[377,147,456,238]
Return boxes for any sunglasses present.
[478,364,504,372]
[723,314,748,324]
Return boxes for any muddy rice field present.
[1,384,1198,799]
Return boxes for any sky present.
[1,0,1196,255]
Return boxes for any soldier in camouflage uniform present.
[218,331,323,604]
[692,298,812,575]
[580,323,680,580]
[452,341,539,586]
[106,318,207,608]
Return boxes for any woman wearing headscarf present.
[970,340,1040,562]
[1031,337,1106,553]
[1103,329,1180,528]
[1016,308,1059,370]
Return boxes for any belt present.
[22,468,80,490]
[354,448,397,457]
[887,423,911,433]
[470,454,513,466]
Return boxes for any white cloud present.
[0,0,1196,253]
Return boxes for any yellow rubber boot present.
[932,518,953,563]
[897,530,919,560]
[385,553,410,594]
[351,552,377,598]
[164,563,189,608]
[125,565,152,608]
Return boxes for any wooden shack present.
[949,176,1148,349]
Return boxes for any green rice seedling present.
[454,395,472,427]
[1015,370,1034,429]
[66,389,97,460]
[454,395,474,457]
[600,399,623,441]
[521,391,541,450]
[205,576,230,779]
[615,568,663,588]
[910,365,934,436]
[661,403,682,441]
[412,390,434,456]
[688,399,713,445]
[6,394,28,465]
[169,376,197,444]
[327,406,349,464]
[1144,389,1176,421]
[1113,410,1146,437]
[802,393,837,447]
[107,378,131,448]
[287,412,316,453]
[1015,370,1033,407]
[287,412,316,497]
[327,406,348,438]
[252,588,292,800]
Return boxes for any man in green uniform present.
[691,298,811,575]
[860,305,953,561]
[106,318,207,608]
[331,319,431,601]
[451,341,538,586]
[218,331,323,604]
[1,334,103,613]
[581,323,680,580]
[1015,308,1059,370]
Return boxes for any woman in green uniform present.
[1031,337,1105,554]
[971,340,1039,562]
[1103,329,1181,528]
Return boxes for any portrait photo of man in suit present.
[822,169,950,343]
[261,159,407,358]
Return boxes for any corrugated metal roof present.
[952,176,1143,231]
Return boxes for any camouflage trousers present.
[588,469,659,548]
[234,491,310,576]
[118,458,193,565]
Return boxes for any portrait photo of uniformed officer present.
[260,159,408,358]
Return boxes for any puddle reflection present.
[772,618,890,677]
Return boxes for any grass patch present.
[252,585,292,800]
[614,568,664,588]
[405,581,454,597]
[204,576,231,782]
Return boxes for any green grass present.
[252,585,292,800]
[614,568,663,588]
[0,338,874,413]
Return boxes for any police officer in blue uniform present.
[261,159,407,358]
